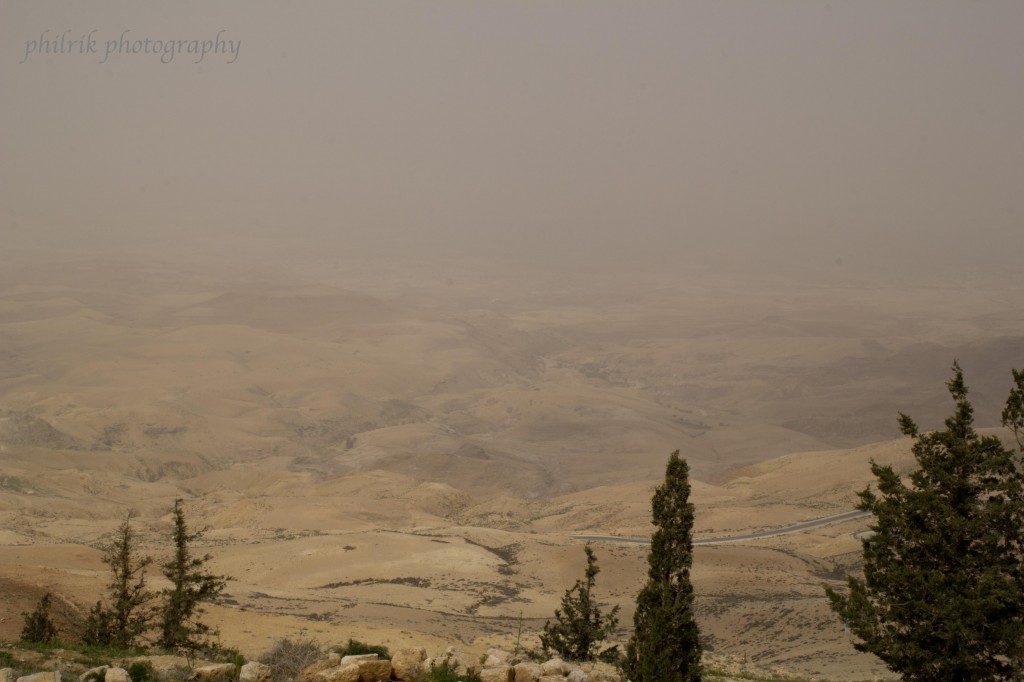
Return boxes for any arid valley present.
[2,250,1022,680]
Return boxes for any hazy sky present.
[2,1,1023,276]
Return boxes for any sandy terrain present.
[2,253,1023,680]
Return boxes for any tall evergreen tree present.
[540,544,620,662]
[97,512,156,649]
[158,499,227,652]
[623,450,702,682]
[826,362,1024,681]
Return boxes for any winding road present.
[572,509,871,546]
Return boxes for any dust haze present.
[2,2,1024,680]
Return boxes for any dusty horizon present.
[3,1,1023,281]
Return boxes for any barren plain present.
[2,249,1023,680]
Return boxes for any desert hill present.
[3,254,1024,680]
[0,435,919,681]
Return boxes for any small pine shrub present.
[333,639,390,660]
[21,593,59,644]
[127,661,157,682]
[82,601,114,647]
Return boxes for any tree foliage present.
[623,450,702,682]
[157,499,227,652]
[540,544,620,662]
[827,362,1024,681]
[83,512,156,648]
[1002,367,1024,450]
[82,599,115,647]
[21,593,58,644]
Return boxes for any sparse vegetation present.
[623,450,703,682]
[424,659,482,682]
[827,362,1024,681]
[258,637,324,682]
[0,475,26,492]
[21,593,58,644]
[332,638,390,660]
[540,544,619,662]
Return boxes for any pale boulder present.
[390,648,427,681]
[316,664,360,682]
[583,663,620,682]
[541,658,571,676]
[512,662,543,682]
[484,649,511,667]
[300,660,337,682]
[104,669,131,682]
[428,650,476,679]
[187,664,236,682]
[17,674,59,682]
[479,666,513,682]
[239,662,272,682]
[1,669,18,682]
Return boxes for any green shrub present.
[426,659,481,682]
[127,661,157,682]
[210,646,245,668]
[21,593,58,644]
[258,638,324,682]
[332,639,390,660]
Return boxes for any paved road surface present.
[572,509,871,546]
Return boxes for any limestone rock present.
[356,661,390,682]
[188,664,237,682]
[390,647,427,681]
[239,662,272,682]
[512,662,543,682]
[104,669,130,682]
[17,674,59,682]
[483,649,511,667]
[479,666,513,682]
[581,663,619,682]
[300,660,337,682]
[541,658,571,676]
[428,649,476,679]
[567,671,588,682]
[315,664,360,682]
[78,666,108,682]
[1,669,18,682]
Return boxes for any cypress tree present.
[158,499,227,652]
[623,450,702,682]
[826,362,1024,681]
